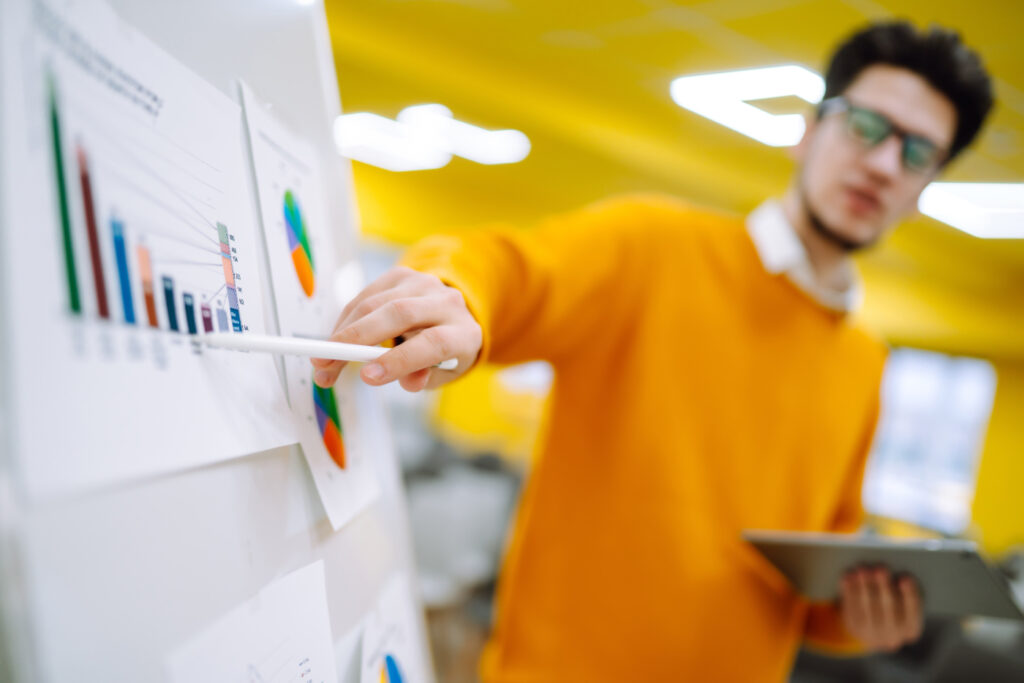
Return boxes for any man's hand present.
[312,266,483,392]
[839,566,924,653]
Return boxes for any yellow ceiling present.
[325,0,1024,359]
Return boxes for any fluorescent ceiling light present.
[333,112,451,172]
[398,104,531,165]
[919,183,1024,239]
[334,105,530,171]
[670,64,824,146]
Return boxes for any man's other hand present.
[839,566,924,653]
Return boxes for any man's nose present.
[862,134,903,181]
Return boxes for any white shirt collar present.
[746,200,862,313]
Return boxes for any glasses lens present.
[846,107,890,146]
[903,136,942,173]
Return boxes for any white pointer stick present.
[202,332,459,371]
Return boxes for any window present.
[862,348,997,535]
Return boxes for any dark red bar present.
[77,145,109,319]
[201,304,214,333]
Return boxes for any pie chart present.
[312,381,345,468]
[379,654,403,683]
[283,189,315,297]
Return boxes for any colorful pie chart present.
[283,189,315,297]
[312,381,345,468]
[379,654,403,683]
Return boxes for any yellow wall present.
[973,358,1024,556]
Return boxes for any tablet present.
[742,530,1024,621]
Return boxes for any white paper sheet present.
[239,81,379,530]
[165,561,339,683]
[360,574,430,683]
[0,0,297,499]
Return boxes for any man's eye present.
[848,111,888,143]
[905,139,938,169]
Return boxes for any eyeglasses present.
[817,97,947,174]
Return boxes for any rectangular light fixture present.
[334,105,530,172]
[919,182,1024,239]
[670,64,824,147]
[333,112,451,172]
[398,104,531,165]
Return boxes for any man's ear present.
[789,110,816,162]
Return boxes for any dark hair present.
[822,20,994,162]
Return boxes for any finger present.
[312,285,429,383]
[312,353,349,383]
[335,266,418,325]
[313,364,342,387]
[898,576,924,642]
[361,325,463,386]
[873,569,899,650]
[856,568,880,643]
[331,284,422,338]
[398,368,432,392]
[335,297,449,351]
[315,286,419,362]
[840,573,866,636]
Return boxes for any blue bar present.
[183,293,197,335]
[225,288,241,331]
[162,276,178,331]
[216,308,229,332]
[111,218,136,324]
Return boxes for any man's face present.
[795,64,958,249]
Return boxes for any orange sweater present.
[401,194,887,682]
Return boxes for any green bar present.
[48,75,81,314]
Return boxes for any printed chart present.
[165,561,339,683]
[0,0,295,498]
[240,81,379,529]
[360,574,429,683]
[284,189,316,297]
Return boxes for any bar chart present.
[2,2,296,498]
[48,79,249,341]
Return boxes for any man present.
[313,21,993,681]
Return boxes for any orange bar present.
[136,245,159,328]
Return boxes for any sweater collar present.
[746,200,862,313]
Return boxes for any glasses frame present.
[816,96,948,175]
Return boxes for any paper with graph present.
[165,561,338,683]
[360,574,430,683]
[0,0,295,499]
[239,81,379,529]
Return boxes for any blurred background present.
[323,1,1023,680]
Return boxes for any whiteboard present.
[0,0,433,680]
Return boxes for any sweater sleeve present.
[803,369,885,655]
[398,194,693,367]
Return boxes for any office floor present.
[426,593,492,683]
[426,605,1024,683]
